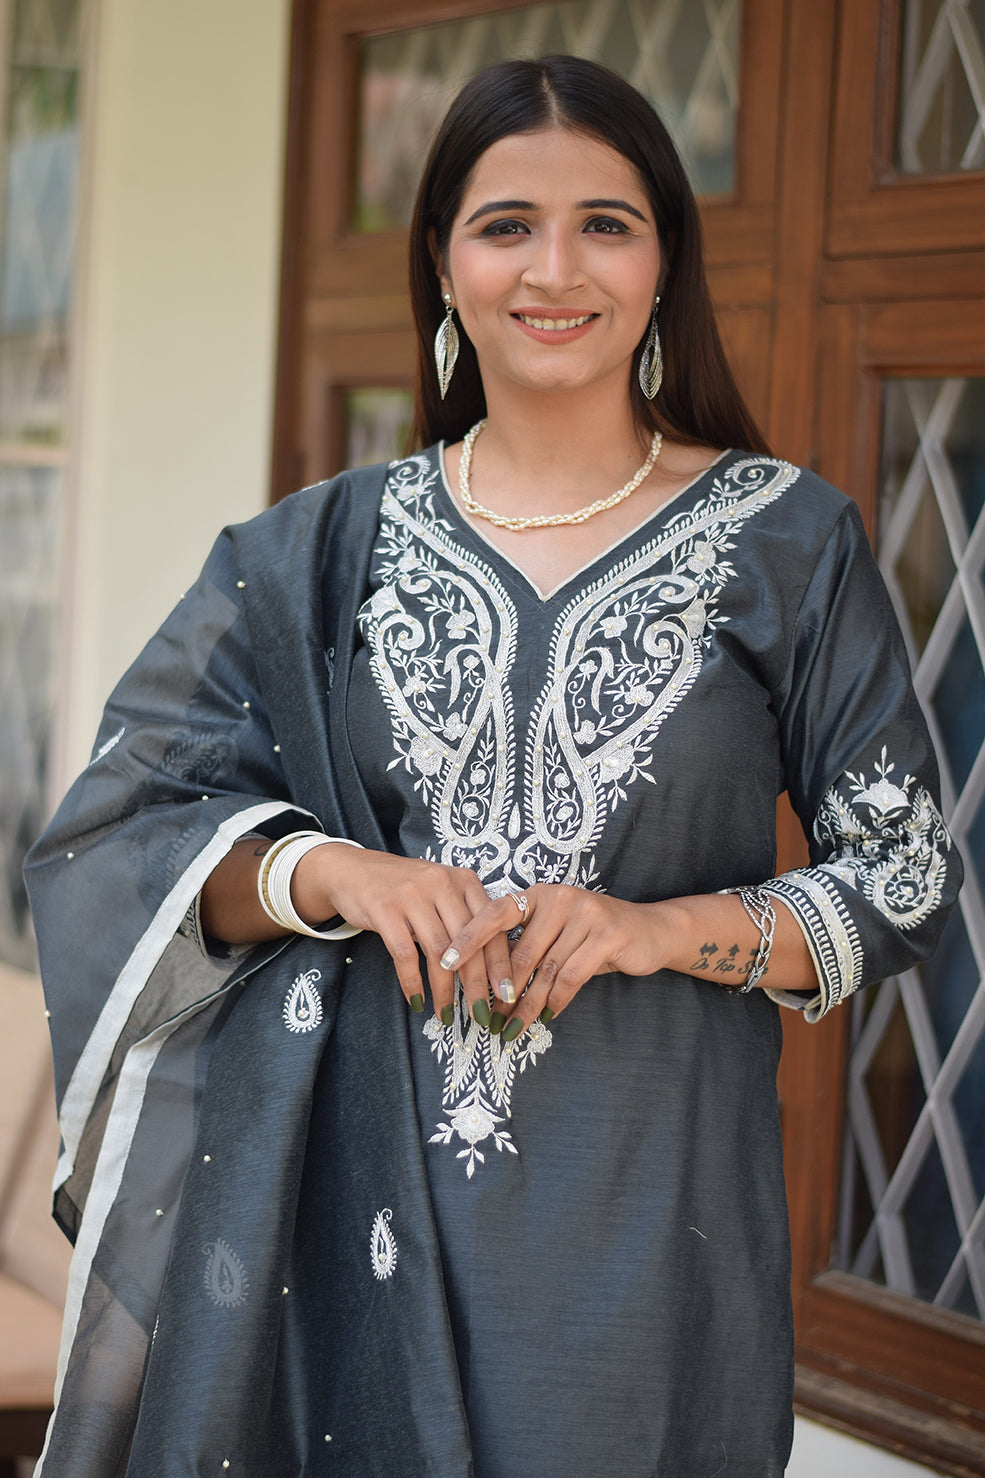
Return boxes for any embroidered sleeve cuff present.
[761,876,862,1022]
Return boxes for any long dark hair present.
[409,55,770,455]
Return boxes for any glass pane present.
[838,378,985,1320]
[955,1029,985,1203]
[902,1138,962,1302]
[931,615,985,792]
[0,465,61,969]
[0,0,82,969]
[354,0,740,233]
[897,0,985,173]
[344,388,414,469]
[920,905,980,1061]
[0,0,82,447]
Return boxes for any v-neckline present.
[435,443,735,603]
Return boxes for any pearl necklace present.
[457,419,663,531]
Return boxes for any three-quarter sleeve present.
[762,500,962,1020]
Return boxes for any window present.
[0,0,83,968]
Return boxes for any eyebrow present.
[463,196,649,226]
[579,197,648,222]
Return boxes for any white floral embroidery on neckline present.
[359,454,797,1174]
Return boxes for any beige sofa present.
[0,963,70,1473]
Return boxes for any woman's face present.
[438,125,661,403]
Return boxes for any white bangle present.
[257,831,363,940]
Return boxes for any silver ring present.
[508,890,529,919]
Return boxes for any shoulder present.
[213,459,393,583]
[230,446,443,546]
[239,459,392,537]
[720,452,863,546]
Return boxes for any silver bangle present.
[257,830,363,940]
[730,886,776,993]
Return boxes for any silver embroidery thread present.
[91,726,125,765]
[360,455,797,1174]
[370,1208,398,1280]
[361,455,795,893]
[764,746,952,1015]
[765,872,862,1014]
[283,968,323,1034]
[814,746,951,929]
[203,1239,249,1308]
[424,980,553,1177]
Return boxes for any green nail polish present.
[440,1004,455,1027]
[472,997,491,1028]
[502,1017,525,1042]
[410,993,425,1014]
[539,1007,555,1024]
[489,1011,506,1035]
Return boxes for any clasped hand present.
[298,846,666,1038]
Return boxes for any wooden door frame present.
[828,0,985,257]
[790,296,985,1473]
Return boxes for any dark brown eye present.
[585,216,629,234]
[481,219,529,237]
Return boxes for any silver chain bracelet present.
[725,886,776,994]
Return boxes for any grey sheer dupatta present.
[25,460,473,1476]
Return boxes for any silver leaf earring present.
[434,292,460,400]
[638,295,663,400]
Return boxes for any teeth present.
[518,314,592,330]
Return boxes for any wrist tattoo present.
[691,941,759,976]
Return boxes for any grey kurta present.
[24,448,959,1477]
[344,444,962,1476]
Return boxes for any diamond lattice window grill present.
[355,0,739,232]
[898,0,985,172]
[838,379,985,1320]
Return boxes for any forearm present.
[199,836,352,944]
[200,837,282,943]
[646,891,816,992]
[200,838,506,1017]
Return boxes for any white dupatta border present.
[38,801,308,1475]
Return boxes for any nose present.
[520,225,587,298]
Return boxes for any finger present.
[420,877,493,1023]
[502,903,566,1005]
[378,921,427,1012]
[441,890,531,975]
[440,892,533,1029]
[484,934,515,1004]
[373,877,480,1021]
[500,927,600,1039]
[492,891,531,1014]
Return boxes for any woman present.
[26,56,960,1478]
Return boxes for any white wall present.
[60,0,293,781]
[58,5,946,1474]
[789,1418,943,1476]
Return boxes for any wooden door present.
[272,0,785,498]
[780,3,985,1467]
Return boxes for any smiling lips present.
[513,311,597,332]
